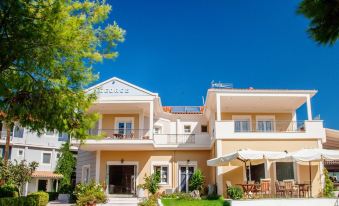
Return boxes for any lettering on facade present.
[95,87,130,94]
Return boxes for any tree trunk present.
[4,125,11,163]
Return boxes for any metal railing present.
[89,129,151,140]
[233,121,305,133]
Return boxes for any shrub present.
[206,193,221,200]
[47,192,59,201]
[227,186,243,200]
[28,192,49,206]
[162,192,193,200]
[0,183,19,198]
[189,169,205,192]
[223,200,231,206]
[0,195,37,206]
[138,193,161,206]
[323,168,335,197]
[74,181,107,206]
[139,172,160,195]
[59,183,73,194]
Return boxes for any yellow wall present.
[99,150,213,193]
[220,139,322,196]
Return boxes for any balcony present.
[90,129,151,140]
[153,134,211,149]
[214,120,326,140]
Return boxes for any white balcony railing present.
[214,120,326,140]
[153,134,211,146]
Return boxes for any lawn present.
[161,198,230,206]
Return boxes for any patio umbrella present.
[207,149,287,183]
[284,148,339,197]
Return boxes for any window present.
[56,153,60,159]
[276,162,294,181]
[58,132,69,141]
[201,125,208,133]
[82,165,90,183]
[154,165,169,184]
[42,152,51,164]
[13,126,24,138]
[115,117,133,135]
[154,127,162,134]
[256,116,275,132]
[234,120,250,132]
[184,125,191,133]
[18,149,24,157]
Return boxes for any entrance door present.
[108,165,136,194]
[179,166,195,192]
[37,179,48,191]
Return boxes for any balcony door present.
[179,165,196,192]
[115,117,134,138]
[256,116,275,132]
[233,115,251,132]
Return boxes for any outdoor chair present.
[298,183,310,198]
[275,181,285,197]
[283,179,298,197]
[259,178,271,198]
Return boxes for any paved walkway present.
[47,200,73,206]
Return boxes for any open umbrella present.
[284,148,339,197]
[207,149,287,183]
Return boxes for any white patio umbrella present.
[284,148,339,196]
[207,149,287,182]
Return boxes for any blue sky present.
[93,0,339,129]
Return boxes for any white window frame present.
[18,149,24,157]
[41,152,52,165]
[82,164,91,183]
[115,117,134,134]
[0,148,3,158]
[256,115,275,132]
[183,125,191,133]
[153,126,162,134]
[232,115,252,132]
[178,161,197,192]
[151,161,171,186]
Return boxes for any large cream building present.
[74,77,326,197]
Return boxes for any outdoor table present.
[237,184,256,198]
[295,183,310,197]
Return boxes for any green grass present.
[161,198,230,206]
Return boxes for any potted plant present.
[189,169,205,199]
[74,181,107,206]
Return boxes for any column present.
[216,140,223,195]
[95,150,100,183]
[139,110,144,137]
[216,94,221,121]
[56,180,59,192]
[24,182,28,196]
[306,95,313,120]
[149,101,154,139]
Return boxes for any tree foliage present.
[0,0,125,141]
[139,172,160,195]
[189,169,205,192]
[0,159,38,196]
[55,141,76,193]
[298,0,339,45]
[323,168,334,197]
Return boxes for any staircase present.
[103,197,140,206]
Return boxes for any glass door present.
[118,122,133,138]
[179,166,195,192]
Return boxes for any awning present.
[207,149,287,166]
[284,148,339,162]
[32,171,63,179]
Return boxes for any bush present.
[74,181,107,206]
[139,172,160,195]
[227,186,243,200]
[138,194,160,206]
[162,192,193,200]
[59,183,73,194]
[47,192,59,201]
[0,183,19,198]
[223,200,231,206]
[28,192,49,206]
[189,169,205,192]
[0,195,37,206]
[206,193,221,200]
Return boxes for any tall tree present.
[55,141,76,192]
[298,0,339,45]
[0,0,125,161]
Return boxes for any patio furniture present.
[296,183,310,197]
[275,181,285,197]
[237,183,255,198]
[283,179,298,197]
[259,178,271,197]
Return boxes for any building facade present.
[74,77,326,197]
[0,127,70,195]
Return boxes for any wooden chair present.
[283,179,298,197]
[275,181,284,197]
[259,178,271,197]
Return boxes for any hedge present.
[0,196,37,206]
[47,192,59,201]
[29,192,49,206]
